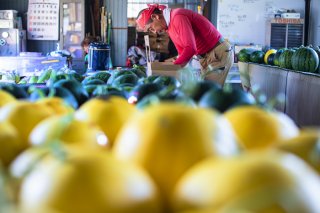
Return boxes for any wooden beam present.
[304,0,311,45]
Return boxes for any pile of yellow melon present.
[0,90,319,213]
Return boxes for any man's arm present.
[172,15,197,66]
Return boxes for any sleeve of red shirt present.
[171,15,197,65]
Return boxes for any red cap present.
[136,4,167,30]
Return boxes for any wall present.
[105,0,127,67]
[310,0,320,46]
[217,0,305,46]
[0,0,57,54]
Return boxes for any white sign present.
[27,0,59,40]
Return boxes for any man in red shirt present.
[136,4,234,86]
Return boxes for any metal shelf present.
[270,22,304,49]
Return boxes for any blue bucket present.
[87,42,110,71]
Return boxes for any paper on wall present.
[27,0,59,40]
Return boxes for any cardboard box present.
[144,35,180,77]
[148,61,180,77]
[281,13,300,19]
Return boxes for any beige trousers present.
[199,41,234,86]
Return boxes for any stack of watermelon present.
[238,46,320,73]
[238,48,265,64]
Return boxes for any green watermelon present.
[131,68,147,78]
[237,48,255,62]
[198,88,256,113]
[250,50,265,64]
[312,46,320,72]
[28,87,78,109]
[0,83,29,99]
[65,71,84,82]
[127,83,164,104]
[83,79,105,86]
[152,76,181,88]
[107,70,137,85]
[91,71,111,82]
[84,84,99,96]
[273,48,287,66]
[81,76,97,85]
[137,75,160,85]
[279,49,296,69]
[111,74,139,88]
[53,79,89,106]
[188,80,222,102]
[136,91,194,110]
[291,47,319,73]
[92,85,123,97]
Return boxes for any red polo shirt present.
[167,8,222,65]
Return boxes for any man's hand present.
[165,56,187,67]
[180,62,188,68]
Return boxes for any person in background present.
[81,36,98,72]
[136,4,234,86]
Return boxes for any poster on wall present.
[27,0,59,40]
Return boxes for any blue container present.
[87,42,110,72]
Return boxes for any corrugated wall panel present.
[0,0,58,54]
[112,30,127,67]
[105,0,127,67]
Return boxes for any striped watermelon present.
[250,50,265,64]
[238,48,256,62]
[273,48,287,66]
[291,47,319,73]
[312,46,320,72]
[279,49,296,69]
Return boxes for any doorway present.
[60,0,85,72]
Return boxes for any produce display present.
[237,48,256,62]
[279,48,296,69]
[273,48,286,66]
[291,46,320,72]
[249,50,265,64]
[0,65,320,213]
[238,45,320,74]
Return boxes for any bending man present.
[136,4,234,86]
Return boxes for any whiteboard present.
[217,0,305,46]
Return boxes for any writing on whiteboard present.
[238,15,247,22]
[219,20,236,28]
[217,0,304,45]
[228,4,240,12]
